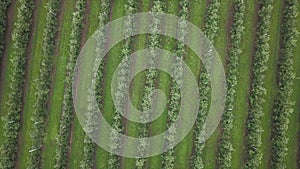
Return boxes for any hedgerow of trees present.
[79,0,110,168]
[191,0,220,168]
[27,0,61,168]
[0,0,34,168]
[271,0,298,168]
[161,0,189,168]
[108,0,136,168]
[245,0,273,168]
[135,1,164,168]
[217,0,245,168]
[0,0,11,57]
[54,0,86,168]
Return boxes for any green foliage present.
[271,0,298,168]
[217,0,245,168]
[0,0,34,168]
[0,0,11,57]
[54,0,86,168]
[27,0,61,168]
[245,0,273,168]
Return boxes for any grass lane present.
[15,0,47,168]
[41,0,76,168]
[260,0,283,168]
[230,0,258,168]
[68,0,101,168]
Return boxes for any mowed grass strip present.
[68,0,101,168]
[260,0,283,168]
[41,0,76,168]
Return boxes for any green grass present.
[230,1,257,168]
[41,0,76,168]
[15,1,48,168]
[202,0,232,168]
[67,0,101,168]
[286,3,300,168]
[260,1,283,168]
[0,0,18,147]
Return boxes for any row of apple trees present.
[27,0,61,169]
[54,0,86,168]
[191,0,220,168]
[79,0,110,168]
[217,0,245,168]
[135,1,164,168]
[0,0,34,168]
[0,0,11,57]
[271,0,298,168]
[245,0,273,168]
[108,0,137,168]
[162,0,189,168]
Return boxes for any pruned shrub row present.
[245,0,273,168]
[28,0,61,168]
[0,0,34,168]
[54,0,87,168]
[271,0,298,168]
[217,0,245,168]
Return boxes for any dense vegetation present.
[54,0,86,168]
[0,0,34,168]
[217,0,245,168]
[245,0,273,168]
[271,0,298,168]
[0,0,11,57]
